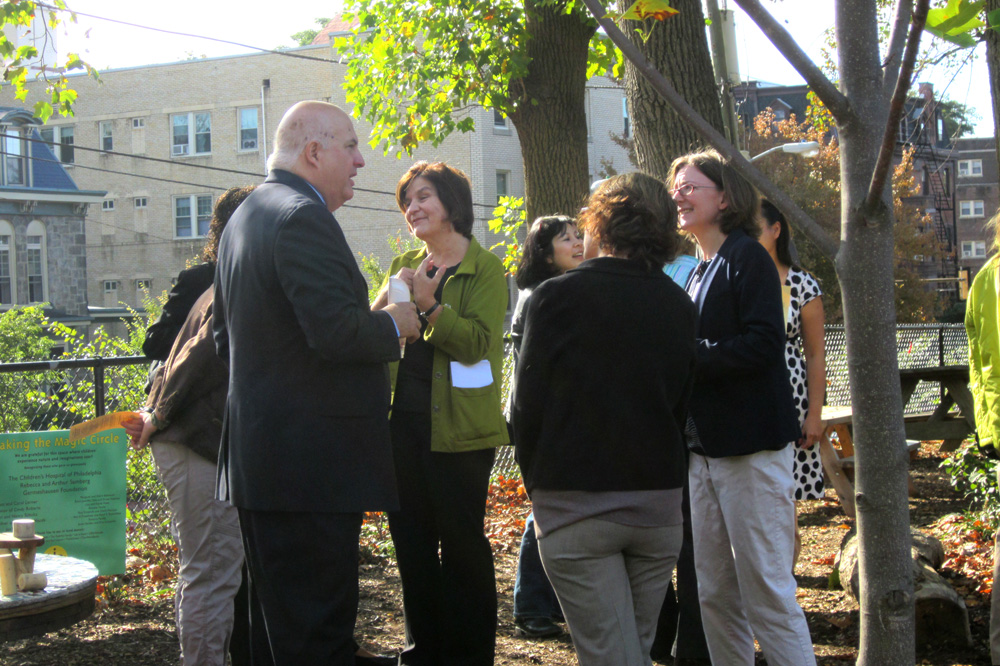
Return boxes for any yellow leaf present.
[621,0,679,21]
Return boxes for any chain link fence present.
[0,323,970,544]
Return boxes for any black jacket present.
[686,229,799,457]
[213,169,401,512]
[143,262,215,361]
[513,257,697,493]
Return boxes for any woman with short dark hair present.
[668,149,816,665]
[514,172,697,665]
[374,160,508,666]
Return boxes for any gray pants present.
[538,518,682,666]
[689,447,816,666]
[152,440,244,666]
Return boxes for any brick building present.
[952,137,1000,279]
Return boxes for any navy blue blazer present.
[686,229,799,457]
[213,169,401,512]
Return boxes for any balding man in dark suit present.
[214,101,420,665]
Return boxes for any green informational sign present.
[0,429,127,575]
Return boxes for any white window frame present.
[960,200,985,218]
[623,97,630,139]
[135,278,152,292]
[25,220,46,304]
[103,280,120,294]
[0,220,14,307]
[493,109,507,130]
[171,112,212,157]
[2,126,28,186]
[173,194,213,238]
[238,107,259,151]
[496,170,509,202]
[102,199,115,211]
[39,125,74,164]
[961,240,987,258]
[99,120,113,152]
[132,117,145,129]
[958,159,983,177]
[134,197,148,209]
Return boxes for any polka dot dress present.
[785,267,824,500]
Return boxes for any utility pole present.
[704,0,742,150]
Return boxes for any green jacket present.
[386,238,510,453]
[966,256,1000,453]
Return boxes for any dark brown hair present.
[760,199,798,269]
[203,185,256,262]
[577,172,680,271]
[668,148,761,238]
[516,215,576,289]
[396,161,475,239]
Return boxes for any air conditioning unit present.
[172,144,188,156]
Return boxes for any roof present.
[312,15,360,44]
[0,106,80,192]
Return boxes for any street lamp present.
[749,141,821,162]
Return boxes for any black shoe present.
[515,617,563,638]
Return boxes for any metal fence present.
[0,323,970,543]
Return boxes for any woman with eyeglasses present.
[667,149,816,666]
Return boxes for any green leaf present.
[988,8,1000,31]
[925,0,985,47]
[620,0,679,21]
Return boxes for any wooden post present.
[0,553,17,596]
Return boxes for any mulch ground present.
[1,442,995,665]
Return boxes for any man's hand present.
[384,302,421,343]
[125,411,158,451]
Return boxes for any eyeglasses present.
[670,183,718,197]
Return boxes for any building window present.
[99,120,113,152]
[960,200,985,218]
[26,221,45,303]
[493,109,506,129]
[958,159,983,177]
[2,126,27,186]
[0,222,13,306]
[623,97,630,139]
[102,199,115,211]
[239,108,259,151]
[134,197,147,209]
[962,240,987,258]
[171,112,211,156]
[132,117,145,129]
[496,170,509,201]
[39,125,74,164]
[103,280,120,294]
[174,194,213,238]
[135,279,151,292]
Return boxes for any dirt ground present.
[1,442,995,665]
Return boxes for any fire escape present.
[898,99,957,292]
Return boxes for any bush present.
[940,440,1000,536]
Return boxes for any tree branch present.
[882,0,913,102]
[732,0,855,124]
[580,0,839,259]
[865,0,929,212]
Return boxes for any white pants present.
[538,518,682,666]
[689,447,816,666]
[152,441,244,666]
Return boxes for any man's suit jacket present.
[213,168,401,513]
[686,229,800,458]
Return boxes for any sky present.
[45,0,996,138]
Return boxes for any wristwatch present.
[420,302,441,318]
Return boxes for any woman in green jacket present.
[373,161,508,666]
[965,207,1000,666]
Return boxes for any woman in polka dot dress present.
[759,200,826,562]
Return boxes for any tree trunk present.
[617,0,725,179]
[987,0,1000,172]
[511,1,595,222]
[836,1,915,663]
